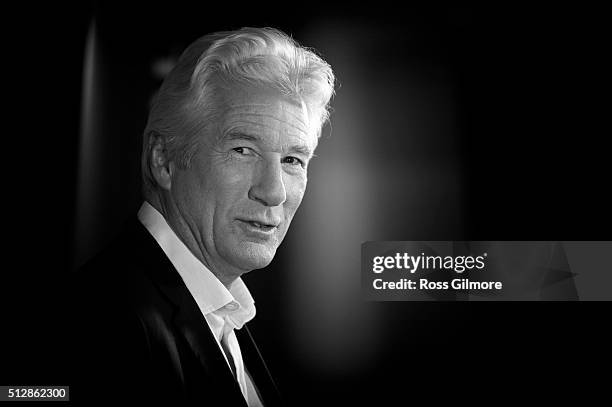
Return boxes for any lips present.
[237,218,280,231]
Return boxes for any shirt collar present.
[137,201,256,328]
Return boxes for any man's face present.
[169,87,317,277]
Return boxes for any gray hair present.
[141,27,336,194]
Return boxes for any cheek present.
[172,171,204,211]
[284,174,307,212]
[209,166,251,215]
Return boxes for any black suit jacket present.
[68,218,281,405]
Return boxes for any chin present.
[229,241,277,271]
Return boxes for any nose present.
[248,159,287,207]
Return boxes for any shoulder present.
[69,219,175,324]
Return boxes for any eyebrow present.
[223,132,313,157]
[223,132,259,143]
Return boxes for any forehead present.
[217,87,317,149]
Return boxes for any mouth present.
[237,219,279,232]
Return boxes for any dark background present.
[3,2,610,404]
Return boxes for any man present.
[69,27,335,405]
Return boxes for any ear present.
[148,132,174,191]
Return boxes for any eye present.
[232,147,254,155]
[282,156,305,167]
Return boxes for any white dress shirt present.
[138,201,264,407]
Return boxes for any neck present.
[145,192,241,289]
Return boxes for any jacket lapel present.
[238,325,283,406]
[170,289,247,407]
